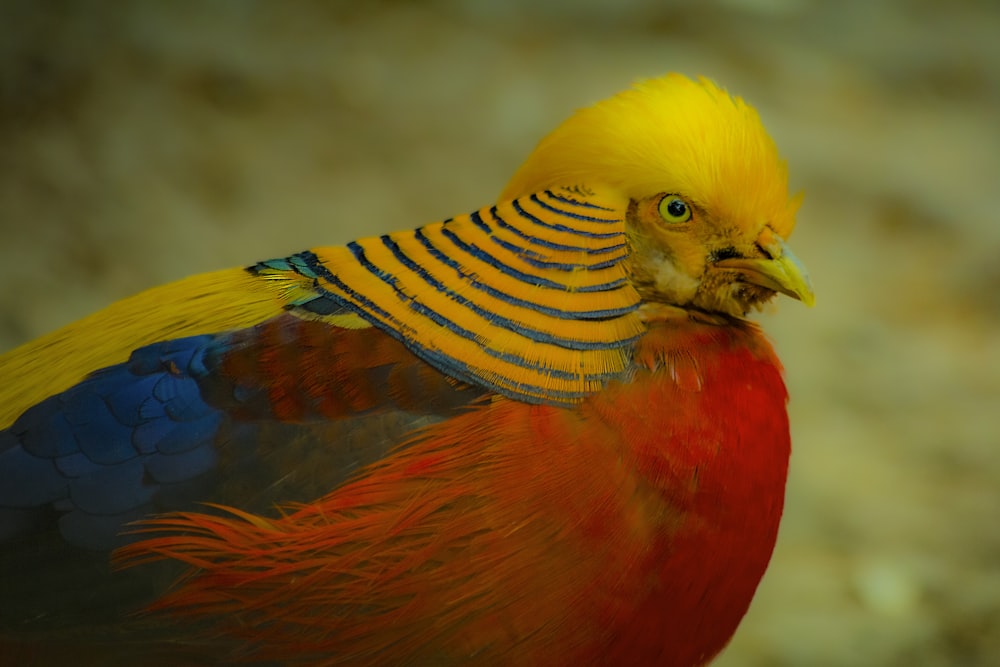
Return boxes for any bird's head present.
[501,74,813,318]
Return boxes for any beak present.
[714,229,815,306]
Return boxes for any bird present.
[0,73,813,666]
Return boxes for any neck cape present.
[253,188,645,406]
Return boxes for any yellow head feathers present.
[501,73,800,240]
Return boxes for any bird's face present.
[502,74,814,319]
[625,190,813,318]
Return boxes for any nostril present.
[711,247,743,262]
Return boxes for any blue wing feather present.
[0,313,483,553]
[0,334,220,549]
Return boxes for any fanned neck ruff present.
[260,188,645,406]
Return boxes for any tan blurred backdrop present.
[1,1,998,664]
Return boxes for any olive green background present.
[1,1,997,664]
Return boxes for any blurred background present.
[1,0,998,664]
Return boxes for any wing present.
[0,264,485,641]
[0,312,482,548]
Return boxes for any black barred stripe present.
[542,189,615,210]
[299,252,400,325]
[487,208,622,255]
[418,349,593,405]
[487,236,549,263]
[441,227,627,292]
[473,211,628,269]
[511,200,622,239]
[381,236,637,352]
[486,235,623,271]
[529,193,620,223]
[488,208,626,256]
[414,229,639,319]
[347,241,598,378]
[469,213,491,234]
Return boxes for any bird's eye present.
[658,195,692,223]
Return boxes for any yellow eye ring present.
[658,195,692,223]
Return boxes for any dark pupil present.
[666,199,687,218]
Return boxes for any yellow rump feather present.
[0,268,290,429]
